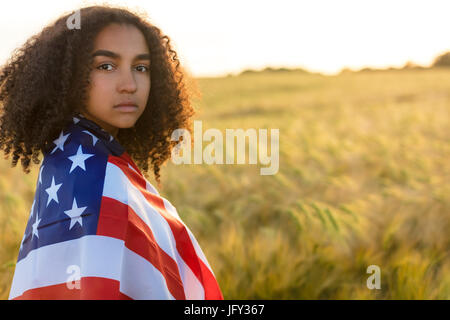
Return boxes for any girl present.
[0,5,223,300]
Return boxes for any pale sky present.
[1,0,450,77]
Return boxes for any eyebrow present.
[92,49,150,61]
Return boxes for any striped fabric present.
[8,113,223,300]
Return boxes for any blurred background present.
[0,0,449,299]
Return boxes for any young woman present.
[0,5,223,300]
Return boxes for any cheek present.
[139,75,151,101]
[88,74,114,106]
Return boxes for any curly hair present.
[0,5,197,187]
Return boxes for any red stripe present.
[109,153,224,300]
[97,196,186,300]
[120,152,141,175]
[12,277,132,300]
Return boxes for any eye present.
[97,63,114,71]
[135,65,150,73]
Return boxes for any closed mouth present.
[114,103,138,108]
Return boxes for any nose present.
[117,68,137,93]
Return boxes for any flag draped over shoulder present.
[8,113,223,300]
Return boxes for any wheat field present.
[1,68,449,299]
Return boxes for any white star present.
[68,145,95,173]
[20,201,35,251]
[45,176,63,207]
[73,117,80,124]
[109,134,113,142]
[64,198,87,230]
[30,198,36,215]
[38,165,45,184]
[82,130,99,146]
[19,232,27,251]
[128,163,139,174]
[32,213,41,239]
[51,131,70,154]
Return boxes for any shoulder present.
[36,122,111,211]
[40,123,110,189]
[18,124,113,262]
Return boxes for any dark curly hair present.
[0,5,197,187]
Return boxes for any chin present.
[115,119,138,129]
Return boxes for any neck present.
[80,111,119,138]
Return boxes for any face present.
[82,23,151,137]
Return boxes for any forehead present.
[93,23,149,54]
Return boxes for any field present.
[1,68,449,299]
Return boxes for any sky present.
[0,0,450,77]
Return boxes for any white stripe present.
[8,235,174,300]
[187,228,216,278]
[103,163,179,260]
[104,162,205,299]
[179,261,205,300]
[119,247,175,300]
[162,200,205,299]
[162,198,216,280]
[161,197,215,279]
[146,180,160,196]
[162,198,181,220]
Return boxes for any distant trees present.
[239,67,310,75]
[432,52,450,67]
[237,51,450,76]
[402,61,425,70]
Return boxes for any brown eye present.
[97,63,114,71]
[135,65,149,73]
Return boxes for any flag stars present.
[45,176,63,207]
[82,130,99,146]
[51,130,70,154]
[19,232,27,251]
[31,214,41,239]
[68,145,95,173]
[38,165,45,185]
[30,198,36,216]
[21,199,36,250]
[64,198,87,230]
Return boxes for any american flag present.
[8,113,223,300]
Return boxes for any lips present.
[114,101,138,108]
[114,102,138,112]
